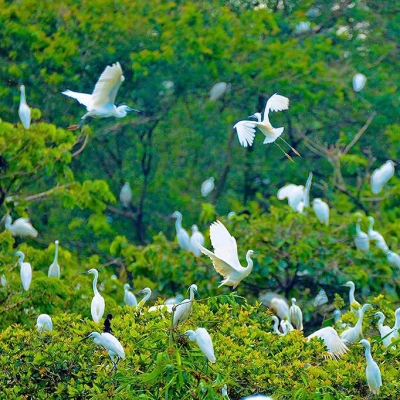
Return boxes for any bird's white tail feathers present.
[263,127,284,144]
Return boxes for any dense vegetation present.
[1,0,399,398]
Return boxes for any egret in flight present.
[307,327,348,359]
[185,327,216,363]
[62,62,140,130]
[18,85,31,129]
[48,240,61,278]
[5,215,38,238]
[198,220,255,288]
[36,314,53,331]
[359,339,382,396]
[190,225,204,257]
[173,284,198,327]
[15,251,32,291]
[370,160,395,194]
[234,94,299,161]
[82,269,105,323]
[171,211,191,251]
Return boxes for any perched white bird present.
[392,308,400,339]
[307,327,349,359]
[82,269,105,323]
[259,293,289,320]
[123,284,138,307]
[370,160,395,194]
[48,240,61,278]
[201,177,215,197]
[374,312,395,348]
[314,289,328,308]
[137,287,152,309]
[280,319,294,335]
[36,314,53,331]
[209,82,230,101]
[62,62,140,130]
[87,332,125,368]
[354,218,370,252]
[190,225,204,257]
[342,281,361,314]
[18,85,31,129]
[171,211,191,251]
[15,251,32,291]
[386,250,400,268]
[198,220,255,289]
[4,215,38,238]
[312,198,329,225]
[271,316,283,336]
[352,73,367,92]
[359,339,382,395]
[119,182,132,208]
[294,21,311,34]
[185,327,216,363]
[277,175,313,214]
[367,217,388,251]
[289,298,303,331]
[340,303,372,344]
[173,284,198,326]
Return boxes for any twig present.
[342,112,376,155]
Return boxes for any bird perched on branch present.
[15,251,32,291]
[5,215,38,238]
[48,240,61,278]
[36,314,53,332]
[359,339,382,396]
[185,327,216,363]
[18,85,31,129]
[81,268,105,323]
[173,284,198,327]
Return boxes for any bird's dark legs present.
[274,142,294,162]
[279,137,301,157]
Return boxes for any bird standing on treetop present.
[173,284,198,327]
[289,298,303,330]
[359,339,382,396]
[185,327,216,363]
[374,312,395,348]
[342,281,361,315]
[123,284,138,307]
[62,62,140,130]
[15,251,32,291]
[81,268,105,323]
[18,85,31,129]
[367,216,388,251]
[340,303,372,344]
[312,198,329,225]
[48,240,61,278]
[354,218,370,252]
[171,211,191,251]
[119,182,133,208]
[190,225,204,257]
[4,215,38,238]
[36,314,53,332]
[198,220,255,289]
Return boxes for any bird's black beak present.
[80,271,89,275]
[80,334,91,342]
[126,107,142,114]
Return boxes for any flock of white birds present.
[4,61,399,398]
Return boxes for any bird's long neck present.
[368,218,374,234]
[394,314,400,330]
[17,253,25,264]
[303,172,313,207]
[356,222,361,235]
[142,290,151,303]
[175,215,182,230]
[348,285,355,304]
[364,345,373,365]
[189,287,195,301]
[245,251,254,272]
[5,217,11,229]
[92,272,99,296]
[272,317,280,334]
[54,242,59,263]
[355,306,367,329]
[20,86,26,103]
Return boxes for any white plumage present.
[312,198,329,225]
[314,289,328,308]
[387,250,400,268]
[367,217,388,251]
[5,215,38,238]
[48,240,61,278]
[18,85,31,129]
[352,73,367,92]
[277,184,305,212]
[307,327,349,359]
[359,339,382,395]
[88,332,125,367]
[340,304,372,344]
[83,268,105,323]
[392,308,400,339]
[370,160,395,194]
[185,327,216,363]
[374,312,395,348]
[120,182,133,208]
[172,211,191,251]
[289,298,303,330]
[209,82,229,101]
[15,251,32,291]
[354,218,369,252]
[190,225,204,257]
[123,284,138,307]
[342,281,361,314]
[198,220,255,288]
[201,177,215,197]
[173,284,198,326]
[36,314,53,331]
[271,316,283,336]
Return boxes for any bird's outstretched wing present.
[233,120,256,147]
[91,62,125,108]
[62,90,92,107]
[263,93,289,122]
[209,221,242,270]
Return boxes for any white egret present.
[294,21,311,34]
[62,62,140,130]
[277,184,305,212]
[201,177,215,197]
[86,332,125,369]
[18,85,31,129]
[1,274,7,286]
[15,251,32,291]
[198,220,255,289]
[36,314,53,331]
[342,281,361,314]
[289,298,303,331]
[386,250,400,268]
[48,240,61,278]
[312,198,329,225]
[354,218,370,252]
[307,327,349,359]
[271,316,283,336]
[222,384,230,399]
[137,287,152,309]
[171,211,191,251]
[173,284,198,326]
[190,225,204,257]
[314,289,328,308]
[209,82,229,101]
[5,215,38,238]
[234,94,299,161]
[370,160,395,194]
[119,182,132,208]
[374,312,395,348]
[340,303,372,344]
[123,284,138,307]
[359,339,382,395]
[259,293,289,320]
[280,319,294,335]
[392,308,400,339]
[352,73,367,92]
[367,217,388,251]
[165,294,184,306]
[82,269,105,323]
[185,327,216,363]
